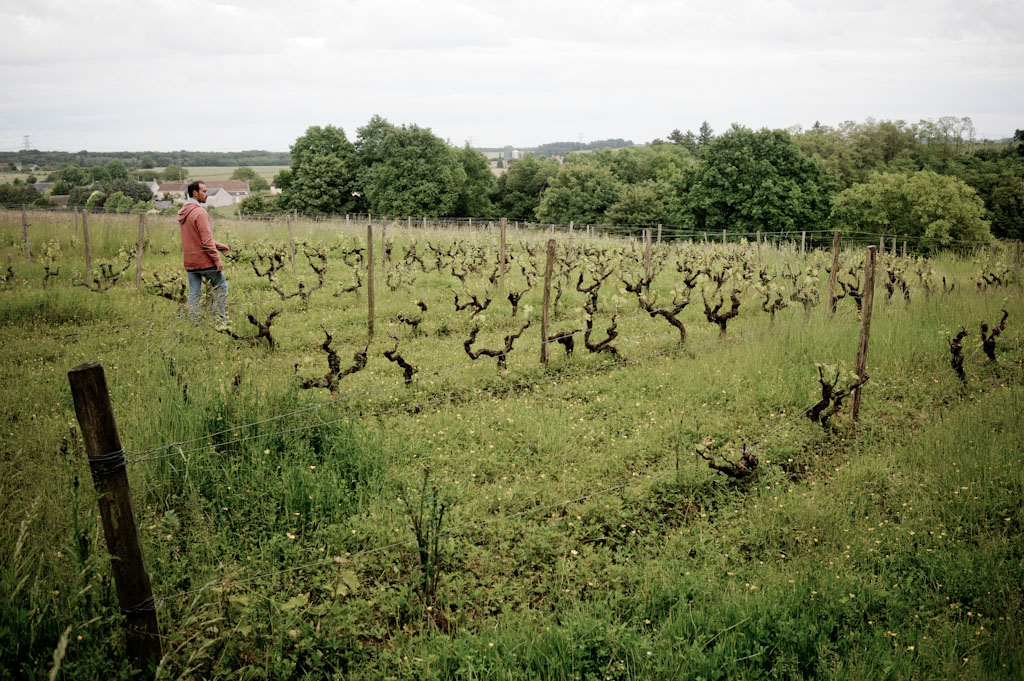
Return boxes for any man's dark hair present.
[187,180,205,199]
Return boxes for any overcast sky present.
[1,0,1021,153]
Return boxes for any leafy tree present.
[52,163,89,187]
[105,160,129,181]
[0,183,40,206]
[491,153,559,220]
[687,126,829,233]
[88,166,109,183]
[104,191,134,213]
[607,181,672,226]
[161,164,188,182]
[102,179,153,203]
[668,128,698,153]
[68,185,95,207]
[536,162,621,224]
[138,154,156,169]
[85,190,107,208]
[988,175,1024,239]
[363,125,465,217]
[830,170,991,247]
[452,144,495,217]
[281,125,360,215]
[230,166,270,192]
[25,175,38,185]
[272,169,293,191]
[51,180,74,195]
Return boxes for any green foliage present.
[363,125,466,217]
[137,154,156,169]
[452,144,495,217]
[0,183,40,207]
[104,161,128,181]
[160,164,187,182]
[281,125,360,215]
[491,153,559,220]
[84,190,106,208]
[103,191,134,213]
[536,161,621,224]
[606,181,672,226]
[238,193,281,216]
[688,126,830,233]
[831,170,992,248]
[230,166,270,192]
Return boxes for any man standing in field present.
[178,180,230,327]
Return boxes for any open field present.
[1,209,1022,679]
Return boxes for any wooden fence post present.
[381,220,387,268]
[1015,240,1022,279]
[756,230,761,261]
[67,362,162,671]
[657,223,662,245]
[902,241,907,258]
[826,231,841,314]
[541,238,556,365]
[367,223,375,339]
[74,206,79,240]
[852,246,877,423]
[801,231,806,255]
[82,209,92,275]
[135,214,145,293]
[499,218,507,292]
[721,229,726,246]
[21,207,32,263]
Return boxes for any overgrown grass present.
[1,209,1021,679]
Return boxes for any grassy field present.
[1,209,1021,679]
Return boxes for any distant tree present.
[687,126,829,233]
[452,144,495,217]
[25,175,37,185]
[53,163,89,187]
[51,180,74,195]
[668,129,685,145]
[697,121,715,147]
[281,125,360,215]
[0,183,40,206]
[988,175,1024,239]
[85,190,107,208]
[1015,129,1024,157]
[135,170,161,182]
[491,153,559,220]
[239,193,281,216]
[363,125,465,217]
[89,166,109,183]
[105,160,129,181]
[161,164,187,182]
[830,170,991,247]
[102,179,153,203]
[138,154,156,169]
[230,166,270,192]
[536,163,621,224]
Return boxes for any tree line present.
[0,150,290,169]
[249,115,1022,245]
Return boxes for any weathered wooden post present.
[801,231,806,255]
[826,231,841,314]
[499,218,507,291]
[657,223,662,245]
[540,238,555,365]
[367,222,375,339]
[74,206,79,240]
[21,207,31,263]
[721,229,726,246]
[902,240,907,258]
[381,220,387,268]
[851,246,877,423]
[1016,240,1022,279]
[756,230,761,261]
[135,214,145,293]
[67,362,162,671]
[82,209,93,275]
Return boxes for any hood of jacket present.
[177,200,204,225]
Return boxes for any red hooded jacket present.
[178,202,228,271]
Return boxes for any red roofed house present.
[157,180,250,206]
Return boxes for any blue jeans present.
[186,268,228,324]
